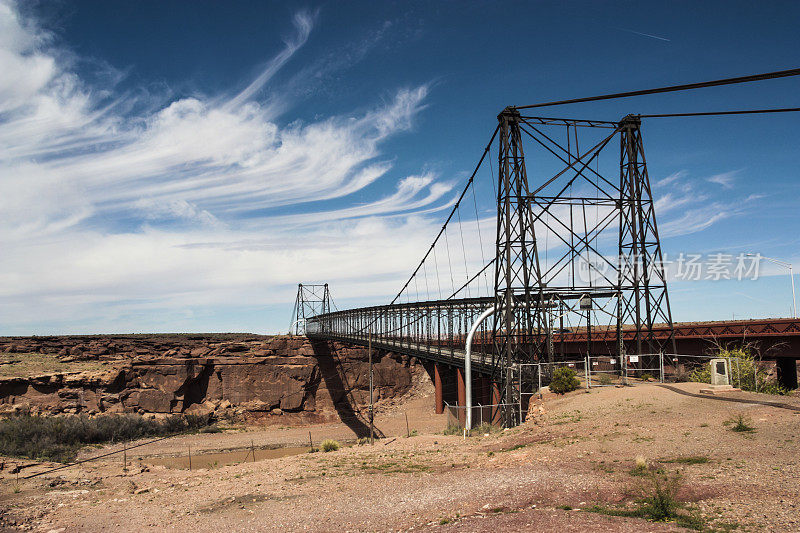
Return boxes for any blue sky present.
[1,0,798,335]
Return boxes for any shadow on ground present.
[310,339,385,439]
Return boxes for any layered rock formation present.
[0,335,422,423]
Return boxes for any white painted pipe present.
[465,305,497,433]
[289,319,306,335]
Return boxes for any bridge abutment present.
[777,358,798,390]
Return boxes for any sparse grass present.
[470,423,500,436]
[443,423,462,436]
[661,456,709,465]
[587,469,705,530]
[595,373,614,386]
[631,455,649,476]
[499,443,528,453]
[361,460,430,474]
[640,373,654,382]
[552,411,582,425]
[557,504,573,511]
[0,412,212,462]
[724,414,755,433]
[0,353,110,378]
[321,439,341,452]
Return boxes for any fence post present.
[660,353,664,383]
[736,357,741,388]
[538,363,542,392]
[754,364,758,392]
[585,355,590,389]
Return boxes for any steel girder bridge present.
[292,107,677,427]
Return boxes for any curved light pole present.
[749,254,796,318]
[289,318,306,335]
[464,305,497,433]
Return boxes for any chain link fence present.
[444,354,746,430]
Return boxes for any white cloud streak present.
[0,1,451,333]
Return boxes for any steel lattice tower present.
[291,283,331,335]
[491,110,675,422]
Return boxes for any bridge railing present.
[307,296,500,367]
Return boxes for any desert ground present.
[1,381,798,532]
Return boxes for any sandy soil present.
[1,383,799,532]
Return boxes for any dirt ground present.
[1,383,799,532]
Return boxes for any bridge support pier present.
[480,376,491,406]
[456,367,466,425]
[434,364,444,414]
[777,358,798,390]
[491,381,502,426]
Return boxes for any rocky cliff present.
[0,335,423,423]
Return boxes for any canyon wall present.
[0,335,423,423]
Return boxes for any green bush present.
[549,367,580,394]
[321,439,340,452]
[689,348,787,395]
[0,413,211,463]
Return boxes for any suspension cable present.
[638,107,800,118]
[471,184,490,296]
[514,67,800,110]
[456,209,471,298]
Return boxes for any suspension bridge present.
[290,69,800,428]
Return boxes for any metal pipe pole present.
[369,330,374,445]
[748,254,796,318]
[584,354,589,389]
[790,265,797,319]
[465,305,497,432]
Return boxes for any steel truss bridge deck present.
[308,290,619,376]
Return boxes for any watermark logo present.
[577,252,761,282]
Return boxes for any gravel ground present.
[1,383,798,532]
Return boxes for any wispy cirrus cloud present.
[707,170,739,188]
[0,1,454,334]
